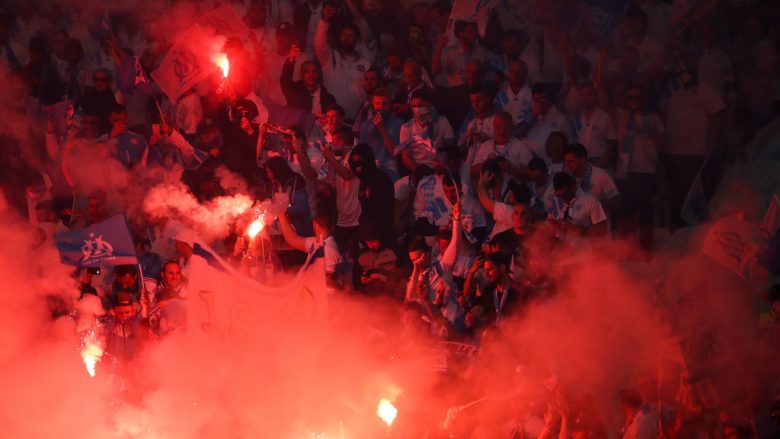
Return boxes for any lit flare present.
[214,54,229,78]
[247,216,265,239]
[79,328,104,378]
[377,399,397,427]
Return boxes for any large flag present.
[702,213,768,287]
[187,241,329,345]
[198,4,250,38]
[54,215,138,267]
[448,0,501,37]
[151,24,224,102]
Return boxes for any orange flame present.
[215,54,229,78]
[247,217,265,239]
[377,399,397,427]
[81,342,103,378]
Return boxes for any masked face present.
[348,154,365,176]
[411,99,432,124]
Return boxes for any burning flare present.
[214,53,229,78]
[247,216,265,239]
[79,327,104,378]
[377,399,398,427]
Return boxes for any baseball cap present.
[112,292,133,308]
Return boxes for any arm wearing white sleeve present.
[440,218,462,272]
[314,19,332,68]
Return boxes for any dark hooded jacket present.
[349,144,394,241]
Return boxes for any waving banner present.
[151,24,224,102]
[199,4,250,38]
[54,215,137,267]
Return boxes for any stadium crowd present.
[0,0,779,437]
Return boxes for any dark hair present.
[408,237,431,254]
[553,172,575,190]
[162,260,181,272]
[531,84,549,96]
[313,210,335,231]
[264,156,305,190]
[528,157,547,172]
[469,85,493,99]
[372,87,390,98]
[438,228,452,241]
[505,180,532,205]
[413,165,435,187]
[333,126,354,144]
[410,87,433,103]
[325,104,345,117]
[548,132,568,147]
[340,23,361,38]
[486,251,510,268]
[494,110,513,125]
[564,143,588,159]
[114,265,138,277]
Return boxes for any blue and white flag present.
[54,215,138,267]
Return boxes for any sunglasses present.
[627,95,643,100]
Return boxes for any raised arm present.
[322,146,354,180]
[440,204,463,271]
[314,7,335,68]
[476,171,496,214]
[293,136,319,182]
[277,210,307,252]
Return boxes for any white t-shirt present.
[471,138,536,172]
[616,109,664,174]
[576,107,617,160]
[665,83,725,155]
[491,201,515,238]
[576,165,620,205]
[326,152,361,227]
[527,106,574,160]
[315,21,371,118]
[543,188,607,228]
[458,114,495,147]
[303,236,342,274]
[493,82,533,125]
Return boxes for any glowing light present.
[248,216,265,239]
[214,54,229,78]
[377,399,397,427]
[79,325,104,378]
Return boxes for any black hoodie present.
[349,143,394,239]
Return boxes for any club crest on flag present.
[81,233,115,263]
[54,215,138,268]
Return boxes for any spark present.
[79,327,104,378]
